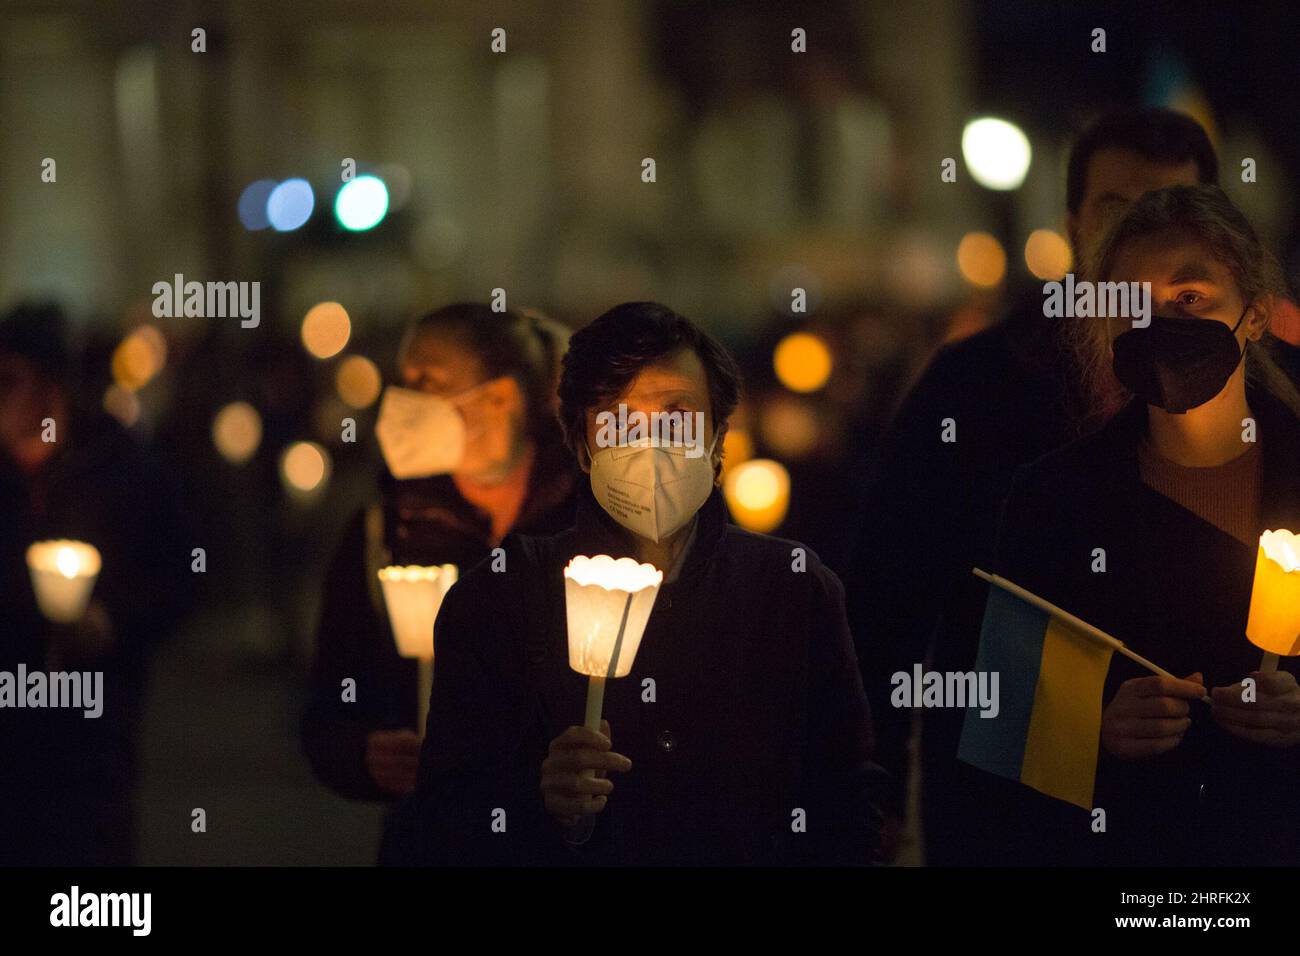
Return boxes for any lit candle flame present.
[1261,529,1300,574]
[56,546,80,579]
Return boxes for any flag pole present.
[973,568,1212,704]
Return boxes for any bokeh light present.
[102,384,141,428]
[335,355,382,409]
[759,396,820,459]
[723,459,791,534]
[334,175,390,231]
[267,178,315,232]
[301,302,351,359]
[957,231,1007,288]
[237,179,276,231]
[1024,229,1072,280]
[111,325,167,392]
[721,427,754,477]
[280,441,331,498]
[961,117,1032,190]
[773,332,833,393]
[212,401,263,465]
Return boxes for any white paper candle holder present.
[563,555,663,679]
[377,563,458,660]
[26,540,102,623]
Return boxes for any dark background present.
[1,0,1297,863]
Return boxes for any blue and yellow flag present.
[957,580,1114,810]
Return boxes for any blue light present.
[238,179,276,230]
[267,178,315,232]
[335,175,390,231]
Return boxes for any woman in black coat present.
[404,302,883,865]
[301,305,578,812]
[987,186,1300,866]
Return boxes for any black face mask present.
[1111,309,1247,414]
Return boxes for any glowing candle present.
[1245,529,1300,672]
[377,563,457,734]
[26,540,102,623]
[562,555,662,840]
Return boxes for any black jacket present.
[985,386,1300,866]
[300,430,578,802]
[402,487,883,865]
[845,303,1080,860]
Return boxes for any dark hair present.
[0,301,69,381]
[1067,108,1218,216]
[558,302,742,474]
[402,302,569,438]
[1072,184,1300,421]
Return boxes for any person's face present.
[1105,230,1268,351]
[1068,148,1201,272]
[0,353,52,454]
[397,331,524,477]
[580,346,724,475]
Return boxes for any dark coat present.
[0,409,192,865]
[845,303,1081,861]
[300,429,578,802]
[985,386,1300,866]
[402,487,884,865]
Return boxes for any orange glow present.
[1024,229,1072,281]
[212,402,263,464]
[724,459,791,534]
[301,302,351,360]
[103,384,141,427]
[1246,529,1300,656]
[760,396,819,459]
[335,355,382,409]
[280,441,330,495]
[111,325,167,391]
[774,332,833,393]
[957,232,1006,288]
[721,428,754,477]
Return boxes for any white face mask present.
[587,433,718,543]
[375,383,485,479]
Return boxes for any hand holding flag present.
[959,569,1209,810]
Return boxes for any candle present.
[26,540,102,623]
[377,563,457,734]
[1245,529,1300,672]
[563,555,663,685]
[562,555,662,841]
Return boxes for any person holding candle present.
[301,304,578,826]
[985,185,1300,865]
[405,302,883,866]
[0,302,193,865]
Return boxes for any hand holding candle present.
[26,540,102,623]
[1207,530,1300,749]
[556,555,662,838]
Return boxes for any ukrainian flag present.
[957,574,1114,810]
